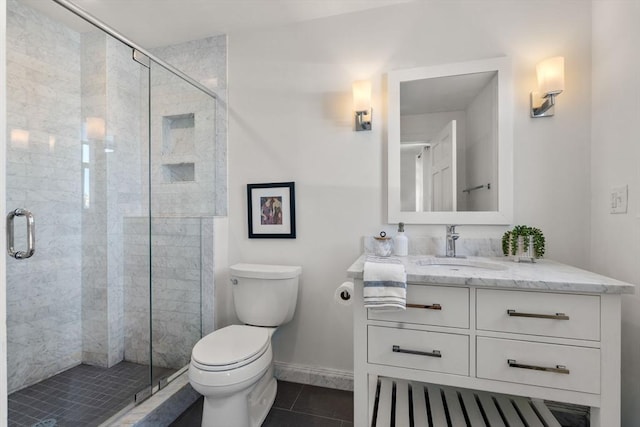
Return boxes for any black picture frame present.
[247,182,296,238]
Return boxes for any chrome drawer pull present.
[392,345,441,358]
[507,309,569,320]
[507,359,570,374]
[407,303,442,310]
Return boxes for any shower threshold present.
[8,362,176,427]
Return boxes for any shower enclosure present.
[5,0,218,425]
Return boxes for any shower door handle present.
[6,208,35,259]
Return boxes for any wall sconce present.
[530,56,564,118]
[353,80,372,131]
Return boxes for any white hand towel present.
[363,256,407,310]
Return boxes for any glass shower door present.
[6,0,154,424]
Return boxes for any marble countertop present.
[347,254,636,294]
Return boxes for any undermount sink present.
[415,257,508,271]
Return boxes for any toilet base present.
[201,366,277,427]
[248,366,277,427]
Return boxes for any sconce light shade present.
[536,56,564,96]
[531,56,565,118]
[353,80,371,111]
[353,80,372,131]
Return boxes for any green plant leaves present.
[502,225,545,258]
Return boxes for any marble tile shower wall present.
[123,217,213,369]
[105,36,148,367]
[6,0,83,392]
[80,30,108,368]
[80,31,147,367]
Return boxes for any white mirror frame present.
[387,57,514,225]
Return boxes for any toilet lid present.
[192,325,270,370]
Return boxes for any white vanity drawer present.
[368,285,469,328]
[476,289,600,341]
[368,326,469,375]
[477,337,600,394]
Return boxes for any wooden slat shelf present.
[372,376,562,427]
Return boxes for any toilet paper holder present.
[335,282,354,306]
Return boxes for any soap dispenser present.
[394,222,408,256]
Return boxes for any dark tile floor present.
[547,401,591,427]
[8,362,175,427]
[172,380,590,427]
[171,381,353,427]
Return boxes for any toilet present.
[189,263,301,427]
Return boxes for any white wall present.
[590,1,640,426]
[226,0,592,375]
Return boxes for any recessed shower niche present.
[162,113,196,183]
[163,113,195,155]
[162,162,195,183]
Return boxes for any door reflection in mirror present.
[399,71,498,212]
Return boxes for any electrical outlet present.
[610,185,628,214]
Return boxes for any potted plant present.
[502,225,545,259]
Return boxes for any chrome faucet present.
[445,225,459,258]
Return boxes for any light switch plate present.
[610,185,628,214]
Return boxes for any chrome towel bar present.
[462,183,491,193]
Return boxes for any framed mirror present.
[387,57,513,224]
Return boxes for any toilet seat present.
[191,325,270,372]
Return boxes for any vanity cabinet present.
[349,256,634,427]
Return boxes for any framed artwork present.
[247,182,296,238]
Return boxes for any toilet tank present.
[230,263,301,327]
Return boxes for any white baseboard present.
[273,361,354,391]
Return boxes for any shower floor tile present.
[8,362,176,427]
